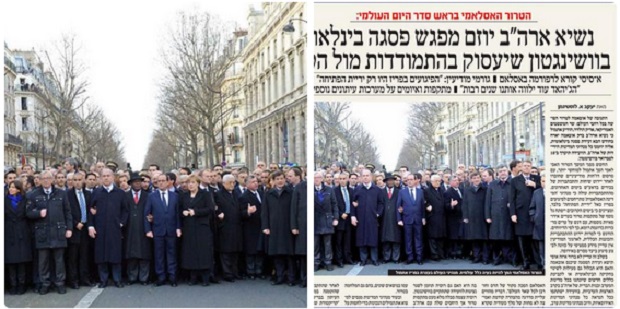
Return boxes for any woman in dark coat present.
[180,175,214,286]
[261,171,295,285]
[5,180,32,295]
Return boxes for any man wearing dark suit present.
[334,172,354,266]
[239,175,264,280]
[88,168,129,289]
[509,160,541,270]
[462,173,489,264]
[484,165,514,266]
[443,176,464,259]
[144,174,182,286]
[313,172,338,271]
[66,172,93,289]
[125,173,151,285]
[214,174,243,281]
[424,175,446,261]
[528,172,545,269]
[381,174,401,264]
[350,169,384,266]
[396,173,425,265]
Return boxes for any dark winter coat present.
[124,190,152,260]
[262,186,294,255]
[290,181,307,255]
[443,187,463,240]
[5,195,33,263]
[509,174,541,236]
[181,190,215,269]
[351,184,385,247]
[529,188,545,241]
[424,186,446,239]
[314,184,338,235]
[214,189,243,253]
[88,186,129,264]
[239,189,265,255]
[462,185,488,240]
[381,186,401,243]
[26,187,72,249]
[484,179,513,240]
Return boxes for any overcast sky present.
[349,102,410,170]
[3,0,258,168]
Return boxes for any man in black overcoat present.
[89,168,129,288]
[124,173,151,285]
[509,160,541,270]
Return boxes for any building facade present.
[4,42,23,167]
[219,30,248,168]
[439,101,545,169]
[243,2,307,168]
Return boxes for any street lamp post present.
[282,18,307,33]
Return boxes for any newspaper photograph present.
[313,2,615,308]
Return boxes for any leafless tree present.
[41,34,90,162]
[73,103,125,167]
[154,11,242,168]
[314,102,381,170]
[396,102,446,170]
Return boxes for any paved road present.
[4,280,307,308]
[315,258,522,276]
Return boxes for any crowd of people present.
[4,159,308,296]
[314,161,546,272]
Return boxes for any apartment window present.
[281,63,286,94]
[234,150,240,163]
[261,82,266,108]
[273,39,278,60]
[289,57,295,90]
[21,117,29,131]
[21,97,27,110]
[233,127,240,143]
[273,71,278,99]
[300,51,305,83]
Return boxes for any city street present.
[4,280,307,308]
[316,258,521,276]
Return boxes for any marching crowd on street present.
[314,161,546,273]
[4,160,308,296]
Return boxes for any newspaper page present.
[313,1,615,308]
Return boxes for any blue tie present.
[161,192,166,208]
[342,187,350,214]
[78,190,86,222]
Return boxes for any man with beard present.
[424,175,446,261]
[484,165,513,266]
[381,174,401,264]
[510,160,541,270]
